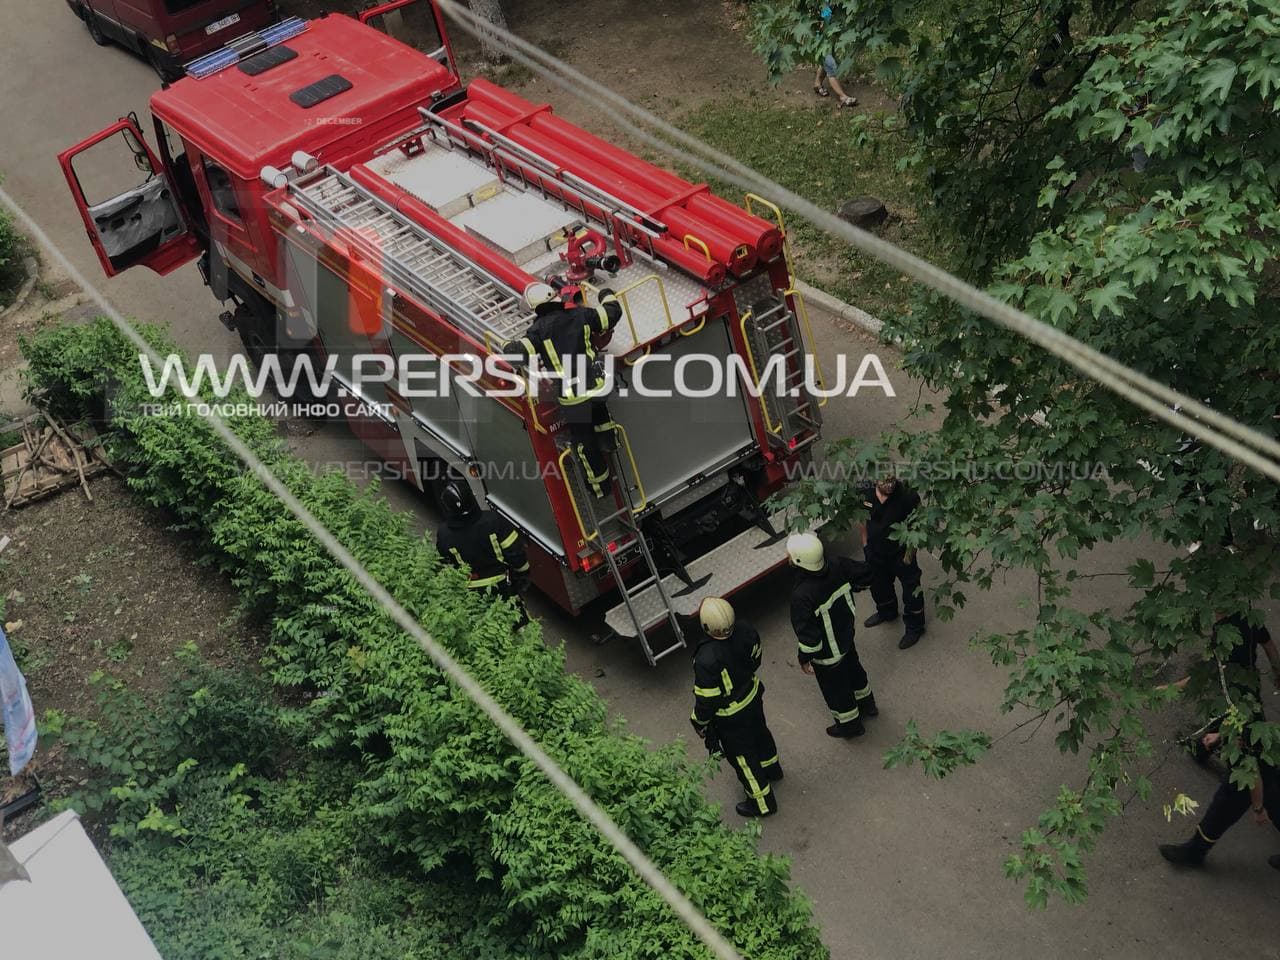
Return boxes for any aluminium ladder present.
[287,168,532,346]
[568,431,686,665]
[742,295,823,447]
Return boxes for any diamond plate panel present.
[604,510,797,639]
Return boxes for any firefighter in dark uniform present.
[786,532,878,738]
[690,597,782,817]
[861,477,926,649]
[435,482,530,603]
[1158,611,1280,870]
[505,281,623,498]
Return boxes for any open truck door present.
[359,0,459,77]
[57,116,200,278]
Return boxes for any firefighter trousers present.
[712,695,780,815]
[814,650,873,724]
[562,399,614,496]
[869,549,925,632]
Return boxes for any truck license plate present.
[205,12,240,35]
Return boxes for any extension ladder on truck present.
[740,293,825,448]
[286,167,532,346]
[559,427,687,665]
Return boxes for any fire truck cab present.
[57,5,828,664]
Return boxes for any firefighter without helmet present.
[786,532,825,572]
[524,281,558,310]
[699,597,736,639]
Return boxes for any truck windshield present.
[164,0,212,12]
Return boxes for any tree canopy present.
[752,0,1280,906]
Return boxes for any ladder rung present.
[626,575,659,595]
[651,640,688,663]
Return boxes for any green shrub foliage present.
[22,319,828,959]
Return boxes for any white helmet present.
[699,597,735,639]
[524,281,558,310]
[786,532,825,572]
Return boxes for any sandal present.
[839,95,858,108]
[814,83,830,98]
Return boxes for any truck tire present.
[85,8,110,45]
[232,302,326,410]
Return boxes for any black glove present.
[597,287,617,300]
[703,727,721,756]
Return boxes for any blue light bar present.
[184,17,309,80]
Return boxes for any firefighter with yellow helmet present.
[786,532,879,738]
[690,596,782,817]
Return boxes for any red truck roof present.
[150,15,456,179]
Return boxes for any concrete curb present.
[794,279,883,338]
[0,257,39,322]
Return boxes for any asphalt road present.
[1,5,1275,958]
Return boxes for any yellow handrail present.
[784,287,828,408]
[683,234,712,263]
[609,423,647,513]
[745,192,796,281]
[558,446,598,543]
[679,314,706,336]
[617,274,673,340]
[737,310,783,437]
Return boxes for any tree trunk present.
[467,0,510,63]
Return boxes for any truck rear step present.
[603,510,794,642]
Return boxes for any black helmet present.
[440,481,477,519]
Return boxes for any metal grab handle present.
[679,314,706,337]
[737,310,783,436]
[558,447,598,543]
[745,192,796,281]
[683,234,712,263]
[609,422,647,512]
[783,287,828,408]
[583,275,673,354]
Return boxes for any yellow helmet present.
[699,597,736,639]
[786,532,825,572]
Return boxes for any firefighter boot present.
[857,693,879,718]
[1159,833,1211,867]
[898,628,925,650]
[735,795,778,818]
[827,718,866,738]
[864,611,897,628]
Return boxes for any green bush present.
[49,658,523,958]
[22,319,829,959]
[0,206,30,306]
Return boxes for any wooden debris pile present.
[1,414,110,509]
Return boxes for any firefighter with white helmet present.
[786,532,878,738]
[436,481,531,606]
[690,597,782,817]
[504,280,623,498]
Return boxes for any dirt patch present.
[1,476,265,841]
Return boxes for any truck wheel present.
[85,8,110,45]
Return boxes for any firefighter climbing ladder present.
[287,168,532,345]
[560,429,686,664]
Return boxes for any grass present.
[676,99,952,322]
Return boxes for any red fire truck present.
[57,3,827,664]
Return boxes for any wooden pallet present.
[2,417,107,508]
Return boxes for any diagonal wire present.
[436,0,1280,484]
[0,185,746,960]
